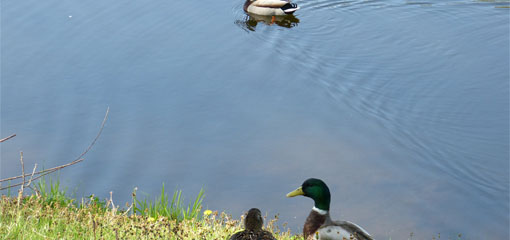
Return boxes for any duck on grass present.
[287,178,374,240]
[229,208,277,240]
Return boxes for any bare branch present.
[0,107,109,190]
[0,134,16,143]
[0,159,84,183]
[26,164,38,188]
[0,159,84,191]
[76,106,109,161]
[20,152,25,196]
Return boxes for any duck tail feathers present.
[281,3,299,13]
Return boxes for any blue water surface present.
[1,0,509,238]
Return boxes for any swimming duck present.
[229,208,277,240]
[244,0,299,16]
[287,178,374,240]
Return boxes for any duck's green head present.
[286,178,331,211]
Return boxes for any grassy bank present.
[0,178,298,239]
[0,178,464,240]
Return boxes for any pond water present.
[1,0,509,238]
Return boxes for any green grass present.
[0,178,298,239]
[34,176,75,207]
[0,178,464,239]
[132,183,204,222]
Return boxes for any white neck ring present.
[312,206,328,215]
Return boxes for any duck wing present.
[330,220,374,240]
[258,230,278,240]
[252,0,291,8]
[229,230,277,240]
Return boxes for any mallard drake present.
[244,0,299,16]
[287,178,374,240]
[229,208,277,240]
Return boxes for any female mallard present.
[244,0,299,16]
[287,178,374,240]
[229,208,277,240]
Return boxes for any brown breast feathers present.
[303,210,327,239]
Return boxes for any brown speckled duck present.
[229,208,277,240]
[244,0,299,16]
[287,178,374,240]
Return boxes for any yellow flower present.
[203,210,213,216]
[148,217,156,222]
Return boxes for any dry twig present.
[0,134,16,143]
[0,107,109,191]
[26,164,38,193]
[0,158,84,184]
[20,152,25,195]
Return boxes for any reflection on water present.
[1,0,509,239]
[235,13,300,32]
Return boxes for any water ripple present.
[241,0,510,202]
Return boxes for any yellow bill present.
[286,186,305,197]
